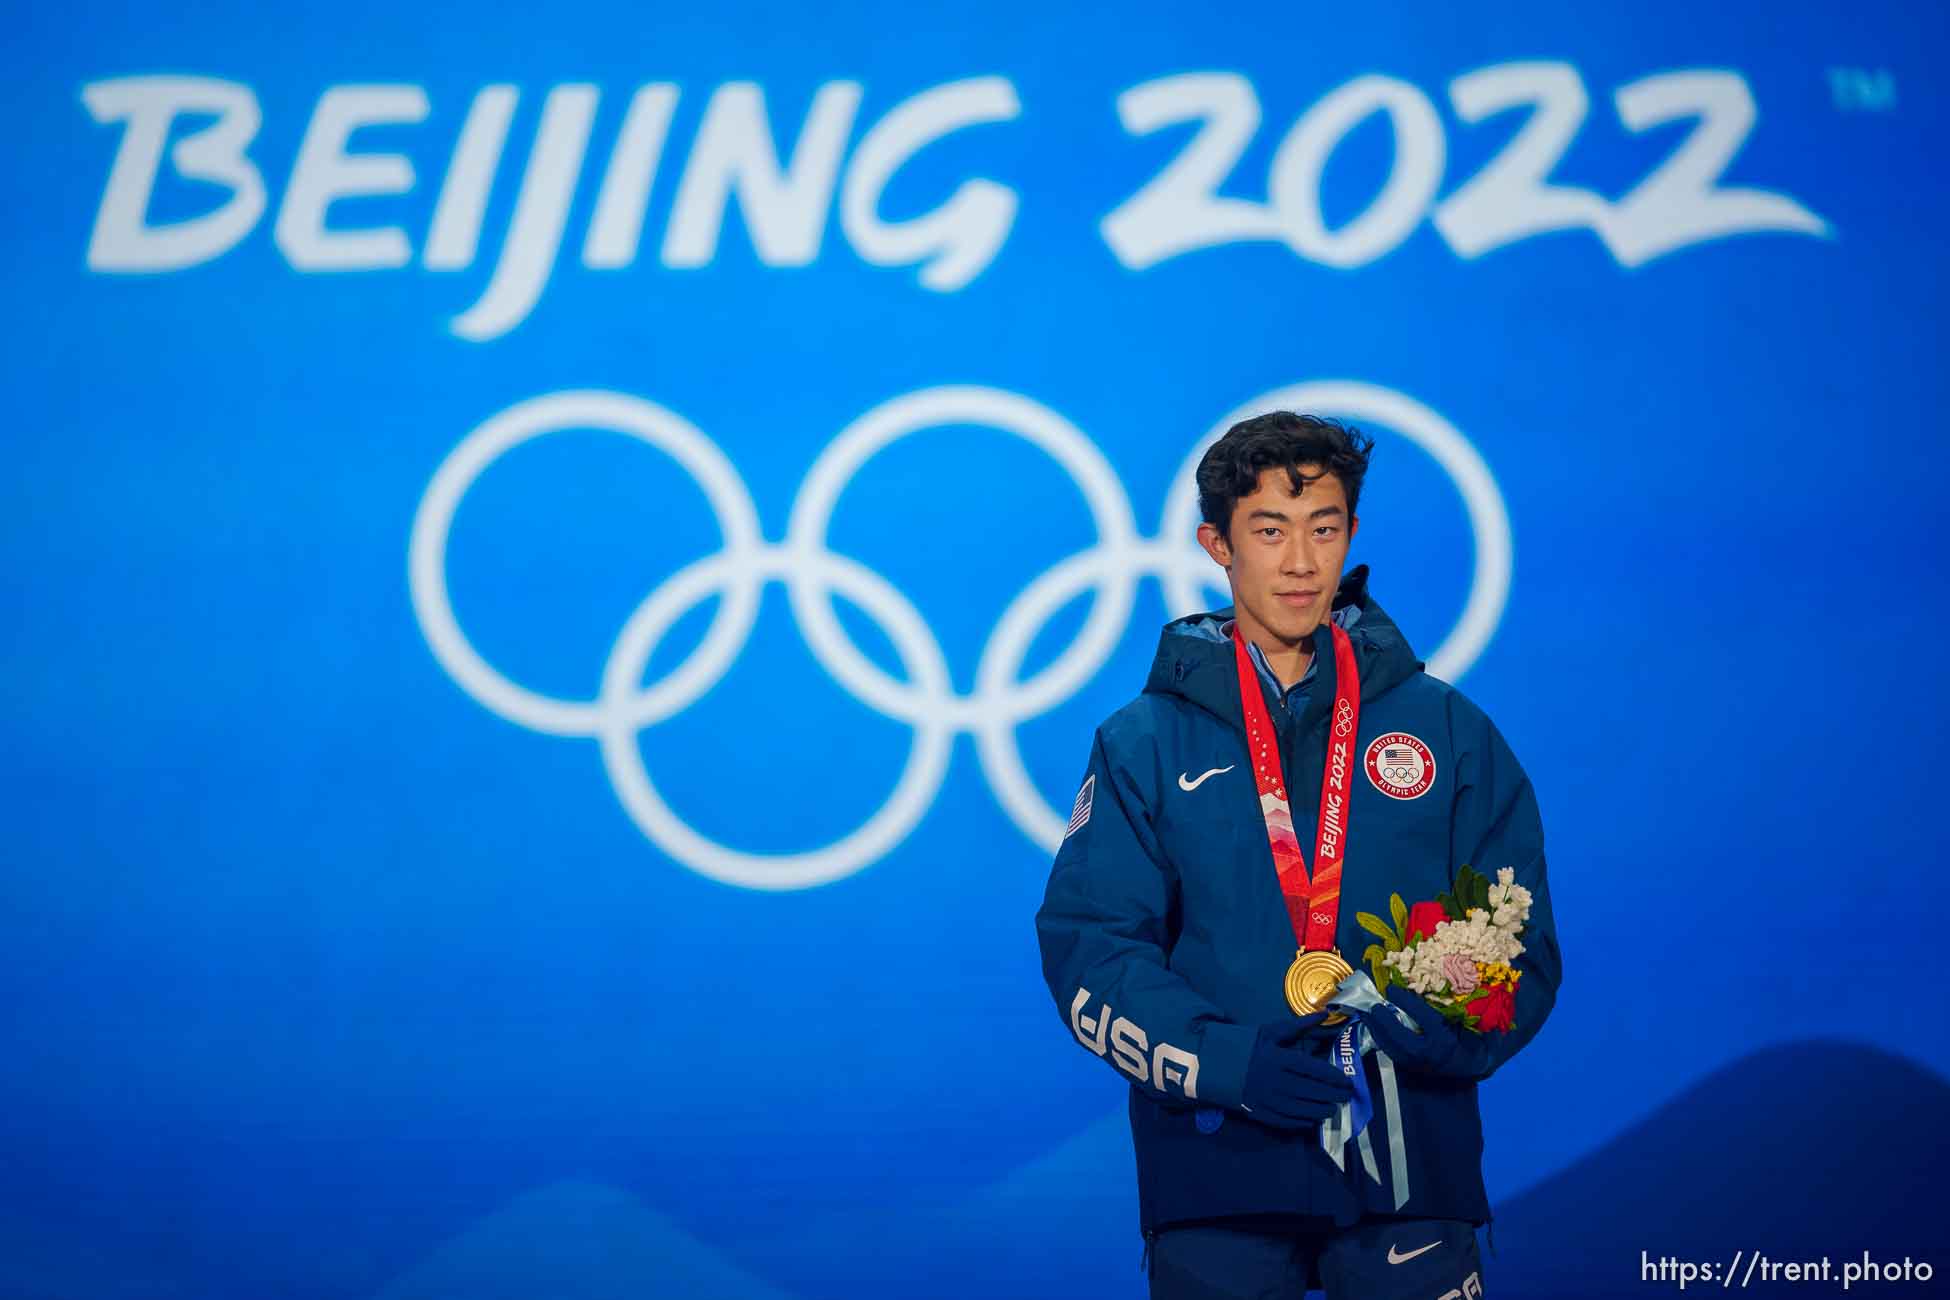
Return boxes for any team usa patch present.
[1365,732,1435,800]
[1064,774,1095,839]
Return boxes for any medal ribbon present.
[1232,621,1361,953]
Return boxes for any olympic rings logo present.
[1334,698,1357,738]
[408,381,1512,891]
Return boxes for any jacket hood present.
[1141,563,1425,735]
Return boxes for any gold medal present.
[1284,948,1353,1023]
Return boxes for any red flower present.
[1405,901,1450,944]
[1473,983,1516,1033]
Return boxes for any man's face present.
[1196,463,1359,647]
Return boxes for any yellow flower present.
[1471,960,1521,990]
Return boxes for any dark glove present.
[1360,985,1492,1080]
[1237,1013,1356,1129]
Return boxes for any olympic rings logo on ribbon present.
[408,382,1512,891]
[1334,698,1357,738]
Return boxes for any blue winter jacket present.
[1034,564,1562,1233]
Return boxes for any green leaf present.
[1389,893,1409,938]
[1356,911,1401,948]
[1368,950,1389,990]
[1362,943,1385,965]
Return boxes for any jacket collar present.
[1141,564,1425,735]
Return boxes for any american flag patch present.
[1065,775,1095,840]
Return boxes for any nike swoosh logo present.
[1387,1240,1441,1265]
[1177,765,1234,792]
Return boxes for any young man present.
[1035,412,1561,1299]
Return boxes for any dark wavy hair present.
[1195,411,1375,541]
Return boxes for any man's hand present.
[1360,985,1492,1080]
[1237,1013,1355,1129]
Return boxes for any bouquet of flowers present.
[1355,865,1531,1033]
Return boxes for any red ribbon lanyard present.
[1233,622,1361,953]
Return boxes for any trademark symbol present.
[1828,67,1897,112]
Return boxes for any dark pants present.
[1148,1215,1484,1300]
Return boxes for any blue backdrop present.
[4,3,1946,1297]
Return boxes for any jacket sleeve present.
[1034,725,1257,1108]
[1448,701,1563,1081]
